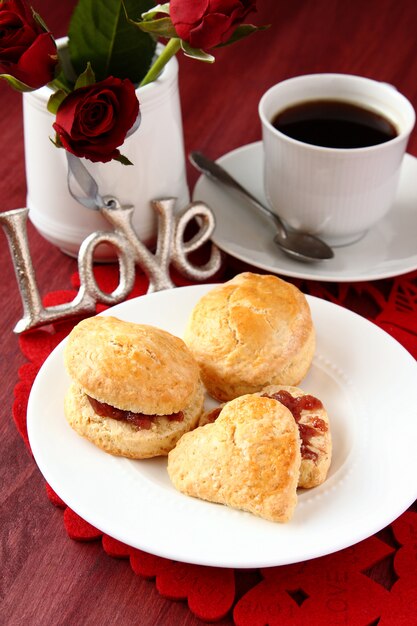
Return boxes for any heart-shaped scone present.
[167,394,301,522]
[199,385,332,489]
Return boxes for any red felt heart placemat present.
[13,265,417,623]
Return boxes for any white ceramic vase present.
[22,40,189,258]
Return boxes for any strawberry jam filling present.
[204,407,222,423]
[87,396,184,430]
[262,390,327,461]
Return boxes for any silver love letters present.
[0,198,222,333]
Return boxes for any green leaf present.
[0,74,36,92]
[216,23,270,48]
[31,9,50,33]
[47,89,67,114]
[114,153,134,165]
[140,3,170,19]
[49,69,73,93]
[180,41,215,63]
[135,17,177,38]
[68,0,156,84]
[49,134,63,148]
[74,63,96,89]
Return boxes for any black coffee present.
[272,99,398,148]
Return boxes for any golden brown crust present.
[199,385,332,489]
[260,385,332,489]
[64,316,200,414]
[64,381,204,459]
[167,394,301,522]
[184,272,315,401]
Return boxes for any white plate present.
[193,142,417,282]
[27,285,417,568]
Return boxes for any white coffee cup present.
[259,73,415,246]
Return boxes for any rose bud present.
[170,0,257,50]
[0,0,57,89]
[52,77,140,164]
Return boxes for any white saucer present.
[193,142,417,282]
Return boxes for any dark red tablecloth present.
[3,1,417,623]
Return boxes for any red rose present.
[170,0,257,49]
[52,77,140,163]
[0,0,57,88]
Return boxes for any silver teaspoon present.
[189,151,334,262]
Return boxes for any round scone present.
[64,316,204,458]
[184,272,315,401]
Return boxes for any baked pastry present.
[199,385,331,489]
[184,272,315,401]
[259,385,331,488]
[198,406,223,427]
[64,316,204,459]
[167,394,301,522]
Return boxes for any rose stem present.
[139,38,181,87]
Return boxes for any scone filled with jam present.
[64,316,204,459]
[184,272,315,401]
[200,384,332,489]
[259,385,331,489]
